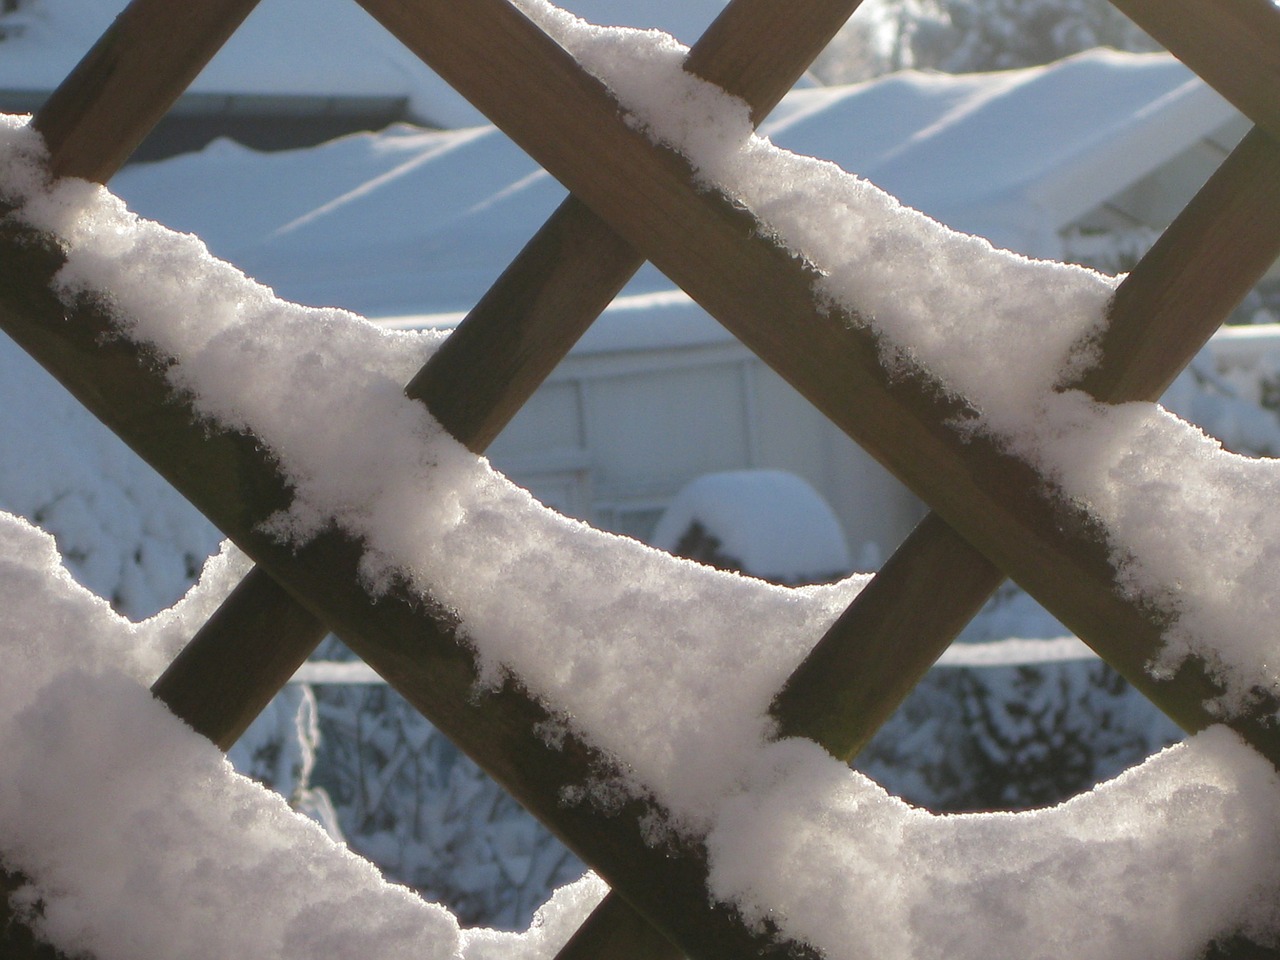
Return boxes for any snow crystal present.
[1031,393,1280,710]
[459,873,608,959]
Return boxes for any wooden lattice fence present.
[3,0,1280,957]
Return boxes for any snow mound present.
[650,469,852,582]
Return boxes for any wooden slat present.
[405,204,639,449]
[772,125,1280,759]
[772,512,1003,759]
[1076,126,1280,402]
[34,0,262,183]
[150,566,326,749]
[1109,0,1280,144]
[353,0,1280,770]
[554,889,684,960]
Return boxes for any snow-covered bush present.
[0,331,338,830]
[309,675,583,928]
[862,654,1182,811]
[0,333,222,620]
[865,0,1158,74]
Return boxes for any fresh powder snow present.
[1,2,1280,956]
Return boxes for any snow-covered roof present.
[759,49,1241,255]
[0,0,466,125]
[0,0,729,129]
[110,48,1244,320]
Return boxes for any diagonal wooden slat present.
[151,566,328,749]
[553,888,683,960]
[1075,125,1280,402]
[351,0,1280,766]
[34,0,262,183]
[1108,0,1280,145]
[772,124,1280,759]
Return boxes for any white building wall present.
[486,338,924,567]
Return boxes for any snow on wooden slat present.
[151,0,862,890]
[773,118,1280,763]
[350,0,1280,759]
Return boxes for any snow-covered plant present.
[0,334,222,620]
[310,678,583,929]
[860,657,1181,811]
[865,0,1159,73]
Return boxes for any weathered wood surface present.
[553,888,685,960]
[150,566,328,749]
[1075,126,1280,403]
